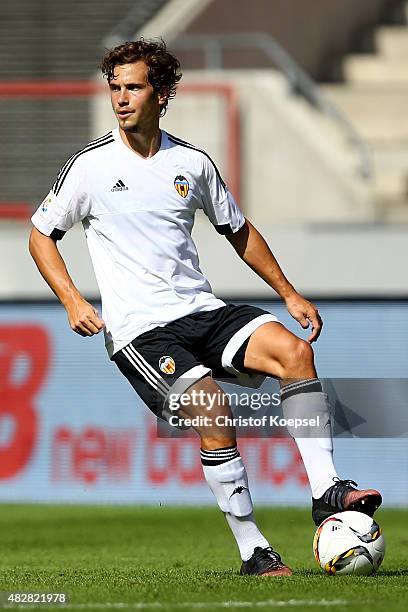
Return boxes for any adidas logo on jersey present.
[111,179,128,192]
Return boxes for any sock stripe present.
[200,446,239,466]
[200,448,239,457]
[200,450,238,457]
[200,448,238,456]
[281,379,322,401]
[280,378,321,393]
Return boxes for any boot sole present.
[347,491,382,517]
[259,566,293,577]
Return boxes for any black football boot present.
[312,478,382,526]
[240,547,292,577]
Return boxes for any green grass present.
[0,505,406,612]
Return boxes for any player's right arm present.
[198,154,322,342]
[29,228,104,337]
[29,155,104,337]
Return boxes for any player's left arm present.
[226,219,323,342]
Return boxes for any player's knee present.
[279,338,315,379]
[295,338,314,365]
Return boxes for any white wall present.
[7,69,405,300]
[93,69,375,224]
[3,219,407,299]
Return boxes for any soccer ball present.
[313,511,385,575]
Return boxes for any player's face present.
[109,61,166,133]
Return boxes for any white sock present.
[224,511,270,561]
[281,379,338,499]
[292,437,337,499]
[201,448,270,561]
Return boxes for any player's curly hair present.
[101,39,182,116]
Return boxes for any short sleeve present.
[31,156,90,240]
[199,155,245,235]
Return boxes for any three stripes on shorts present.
[121,343,170,399]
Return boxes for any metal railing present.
[170,32,373,179]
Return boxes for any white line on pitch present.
[5,599,347,609]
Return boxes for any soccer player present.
[29,39,382,577]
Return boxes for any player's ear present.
[157,87,169,107]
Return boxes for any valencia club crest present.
[174,175,189,198]
[159,356,176,375]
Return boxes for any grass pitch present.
[0,505,406,612]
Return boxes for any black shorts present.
[112,304,278,419]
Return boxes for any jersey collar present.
[112,128,169,164]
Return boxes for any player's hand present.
[284,293,323,343]
[65,297,105,337]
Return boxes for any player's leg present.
[112,328,291,575]
[244,321,382,525]
[244,321,338,500]
[177,375,292,577]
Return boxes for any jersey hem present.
[107,302,226,358]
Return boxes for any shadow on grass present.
[289,568,408,578]
[378,569,408,577]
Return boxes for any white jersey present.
[32,129,245,357]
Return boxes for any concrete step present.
[376,26,408,60]
[383,202,408,222]
[375,167,407,201]
[374,168,408,222]
[343,55,408,84]
[321,84,408,143]
[373,145,408,170]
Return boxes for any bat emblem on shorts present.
[159,355,176,375]
[174,175,189,198]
